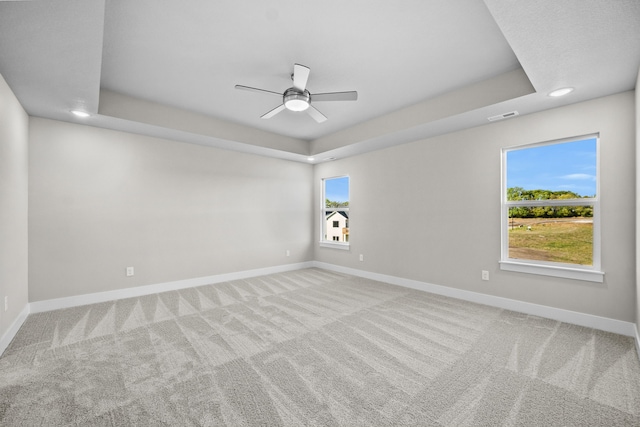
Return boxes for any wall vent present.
[488,111,519,122]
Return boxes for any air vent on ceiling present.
[488,111,519,122]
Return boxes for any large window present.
[500,135,603,282]
[321,176,349,248]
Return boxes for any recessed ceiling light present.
[71,110,91,118]
[548,87,574,97]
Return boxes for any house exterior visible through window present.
[500,135,603,282]
[321,176,349,248]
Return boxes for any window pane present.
[502,135,600,274]
[508,211,593,265]
[322,176,350,244]
[325,176,349,208]
[325,211,349,242]
[507,138,597,199]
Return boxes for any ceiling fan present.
[235,63,357,123]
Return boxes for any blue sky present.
[507,138,597,197]
[325,176,349,202]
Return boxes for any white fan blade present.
[312,91,358,102]
[306,105,327,123]
[261,104,286,119]
[235,85,282,97]
[292,64,310,91]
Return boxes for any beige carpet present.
[1,268,639,426]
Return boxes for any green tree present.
[508,206,531,218]
[326,199,349,208]
[507,187,592,218]
[507,187,528,201]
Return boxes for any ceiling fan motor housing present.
[283,88,310,111]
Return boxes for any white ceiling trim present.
[0,1,638,163]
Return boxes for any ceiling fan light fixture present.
[283,88,310,111]
[284,99,309,111]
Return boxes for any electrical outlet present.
[481,270,489,281]
[126,266,134,277]
[286,250,290,257]
[4,296,8,312]
[359,254,364,262]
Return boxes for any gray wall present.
[13,85,640,327]
[315,91,636,322]
[636,69,640,332]
[28,118,314,302]
[0,74,29,338]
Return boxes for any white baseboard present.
[30,261,314,314]
[314,261,638,338]
[0,304,30,357]
[14,261,640,356]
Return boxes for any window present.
[500,135,603,282]
[321,176,349,248]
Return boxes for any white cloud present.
[560,173,595,181]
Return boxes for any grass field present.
[508,218,593,265]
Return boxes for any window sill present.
[499,260,604,283]
[319,241,350,251]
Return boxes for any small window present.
[500,135,603,282]
[321,176,349,248]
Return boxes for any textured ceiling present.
[0,0,638,163]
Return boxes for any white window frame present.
[320,175,350,250]
[499,134,604,282]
